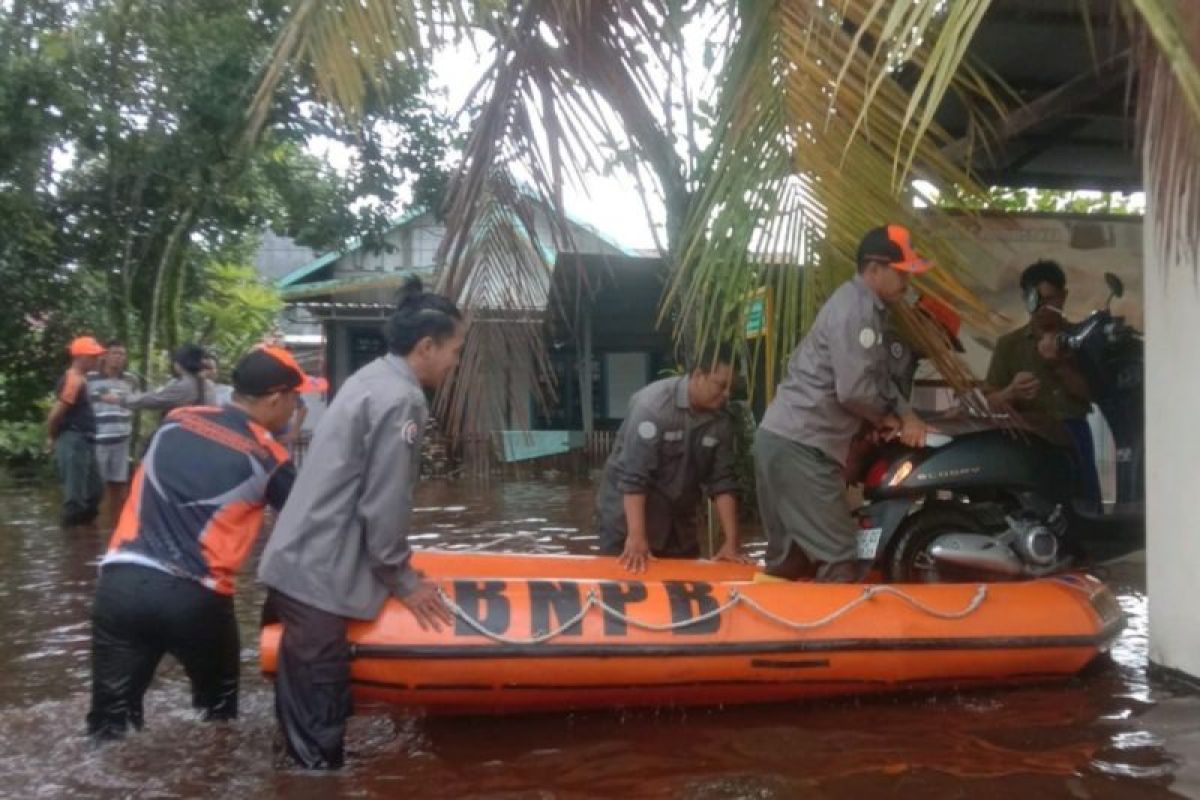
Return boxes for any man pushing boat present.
[594,342,752,573]
[257,277,462,769]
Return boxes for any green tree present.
[936,185,1144,215]
[187,262,284,365]
[0,0,452,436]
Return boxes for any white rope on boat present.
[436,583,989,645]
[734,584,988,631]
[591,590,741,632]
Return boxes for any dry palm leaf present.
[672,0,1006,406]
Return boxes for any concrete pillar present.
[1145,220,1200,681]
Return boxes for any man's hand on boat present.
[713,540,754,565]
[399,579,454,632]
[619,533,655,574]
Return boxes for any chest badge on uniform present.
[402,420,419,445]
[890,341,905,359]
[663,430,683,442]
[637,420,658,440]
[701,435,719,448]
[859,327,877,348]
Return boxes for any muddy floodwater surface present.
[0,474,1197,798]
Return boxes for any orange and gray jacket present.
[104,405,294,594]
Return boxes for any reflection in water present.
[0,474,1193,798]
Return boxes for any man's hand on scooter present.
[874,412,926,447]
[874,414,902,443]
[897,411,927,448]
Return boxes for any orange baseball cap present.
[301,375,329,394]
[232,345,314,396]
[856,224,933,273]
[67,336,106,357]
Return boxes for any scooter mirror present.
[1105,272,1125,299]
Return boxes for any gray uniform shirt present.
[761,276,907,467]
[595,376,739,555]
[258,355,426,620]
[123,376,216,411]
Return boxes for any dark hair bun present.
[173,343,206,375]
[397,276,426,308]
[385,275,463,356]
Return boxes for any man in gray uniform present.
[756,225,932,582]
[596,343,748,572]
[258,277,461,769]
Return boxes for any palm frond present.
[435,0,678,295]
[244,0,454,146]
[434,173,558,437]
[431,2,688,434]
[1127,0,1200,126]
[1128,0,1200,275]
[671,0,1004,401]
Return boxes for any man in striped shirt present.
[87,341,141,512]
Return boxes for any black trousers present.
[262,589,352,770]
[87,564,240,739]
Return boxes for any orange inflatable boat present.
[260,550,1124,715]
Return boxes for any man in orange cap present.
[755,225,931,582]
[47,336,106,525]
[87,346,306,740]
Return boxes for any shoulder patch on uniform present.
[890,341,904,359]
[637,420,658,440]
[701,435,719,448]
[402,420,419,445]
[859,327,877,348]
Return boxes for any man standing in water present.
[755,225,930,582]
[87,340,141,513]
[86,347,305,739]
[258,277,462,770]
[594,342,749,572]
[47,336,106,526]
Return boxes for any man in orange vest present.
[47,336,106,526]
[86,347,307,740]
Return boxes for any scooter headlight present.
[888,460,913,487]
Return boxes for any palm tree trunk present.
[139,206,195,383]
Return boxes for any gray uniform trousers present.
[754,427,858,579]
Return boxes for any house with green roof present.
[275,207,680,457]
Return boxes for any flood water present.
[1,472,1197,798]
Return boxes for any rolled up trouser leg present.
[264,589,352,770]
[754,428,856,577]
